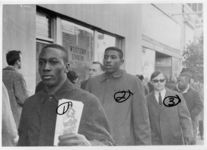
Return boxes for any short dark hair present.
[67,70,78,84]
[41,44,68,63]
[150,71,166,81]
[6,50,21,66]
[137,75,144,81]
[92,61,103,70]
[105,47,123,59]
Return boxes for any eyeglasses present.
[152,79,165,83]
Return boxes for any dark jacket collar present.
[40,79,75,103]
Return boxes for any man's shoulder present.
[123,72,138,80]
[122,72,143,87]
[187,87,200,100]
[188,87,199,94]
[3,67,23,78]
[87,74,104,83]
[146,91,154,100]
[23,92,44,107]
[73,87,99,102]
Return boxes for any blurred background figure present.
[189,78,204,141]
[198,82,204,140]
[67,70,80,87]
[81,61,103,89]
[175,69,203,144]
[88,61,103,78]
[3,50,28,128]
[2,83,18,146]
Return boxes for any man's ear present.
[121,59,124,64]
[65,63,70,73]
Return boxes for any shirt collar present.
[101,69,125,82]
[176,84,190,93]
[154,88,166,97]
[154,88,166,103]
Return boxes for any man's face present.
[103,50,123,74]
[38,47,67,88]
[177,75,189,90]
[151,73,166,91]
[88,63,103,78]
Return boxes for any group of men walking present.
[2,44,203,146]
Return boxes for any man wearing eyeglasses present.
[146,71,193,145]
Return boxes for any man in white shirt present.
[146,71,193,145]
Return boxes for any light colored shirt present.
[154,89,166,103]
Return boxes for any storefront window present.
[94,31,116,63]
[36,11,54,84]
[61,20,93,81]
[36,12,53,39]
[36,14,123,83]
[155,52,172,80]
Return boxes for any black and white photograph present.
[1,0,205,149]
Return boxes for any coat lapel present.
[151,91,162,109]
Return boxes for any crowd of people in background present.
[2,44,204,146]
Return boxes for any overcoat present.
[174,87,203,121]
[85,69,151,145]
[18,80,114,146]
[147,88,193,145]
[3,66,28,127]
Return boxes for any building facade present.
[2,4,201,95]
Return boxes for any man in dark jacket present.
[176,71,203,144]
[147,71,193,145]
[18,44,114,146]
[85,47,151,145]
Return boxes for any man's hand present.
[58,133,91,146]
[13,135,19,146]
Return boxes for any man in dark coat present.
[147,71,193,145]
[18,44,114,146]
[85,47,151,145]
[175,71,203,144]
[3,50,28,127]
